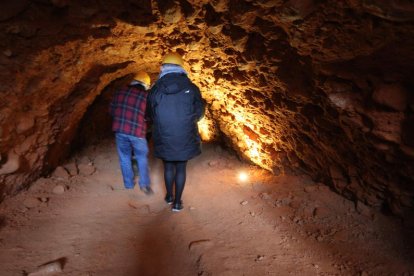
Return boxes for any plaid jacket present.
[110,84,148,138]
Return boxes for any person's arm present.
[145,86,154,122]
[193,85,205,121]
[109,93,117,117]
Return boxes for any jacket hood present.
[159,73,190,95]
[159,63,187,79]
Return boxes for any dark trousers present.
[163,160,188,204]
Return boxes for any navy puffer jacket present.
[147,73,205,161]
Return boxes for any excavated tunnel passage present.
[0,0,414,274]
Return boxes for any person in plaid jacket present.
[109,71,153,195]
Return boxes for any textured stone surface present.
[0,151,20,175]
[0,0,29,21]
[78,163,96,176]
[52,185,65,195]
[0,0,413,215]
[52,166,69,179]
[372,83,408,111]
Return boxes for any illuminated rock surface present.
[0,0,413,215]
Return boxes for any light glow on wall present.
[198,83,278,172]
[245,138,260,159]
[238,171,249,182]
[198,116,212,141]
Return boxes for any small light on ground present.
[238,171,249,182]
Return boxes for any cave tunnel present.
[1,0,414,274]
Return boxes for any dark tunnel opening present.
[72,76,131,151]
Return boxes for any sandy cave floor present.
[0,139,413,276]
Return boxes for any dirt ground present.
[0,139,413,276]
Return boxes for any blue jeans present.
[115,133,150,189]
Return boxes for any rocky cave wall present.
[0,0,413,215]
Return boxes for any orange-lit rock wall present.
[0,0,413,215]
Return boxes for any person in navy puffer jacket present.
[147,52,205,212]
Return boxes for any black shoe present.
[165,195,173,205]
[172,201,183,212]
[140,186,154,195]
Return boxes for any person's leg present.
[115,133,134,189]
[163,161,175,203]
[173,161,188,207]
[131,137,150,188]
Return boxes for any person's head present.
[162,52,184,67]
[133,70,151,89]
